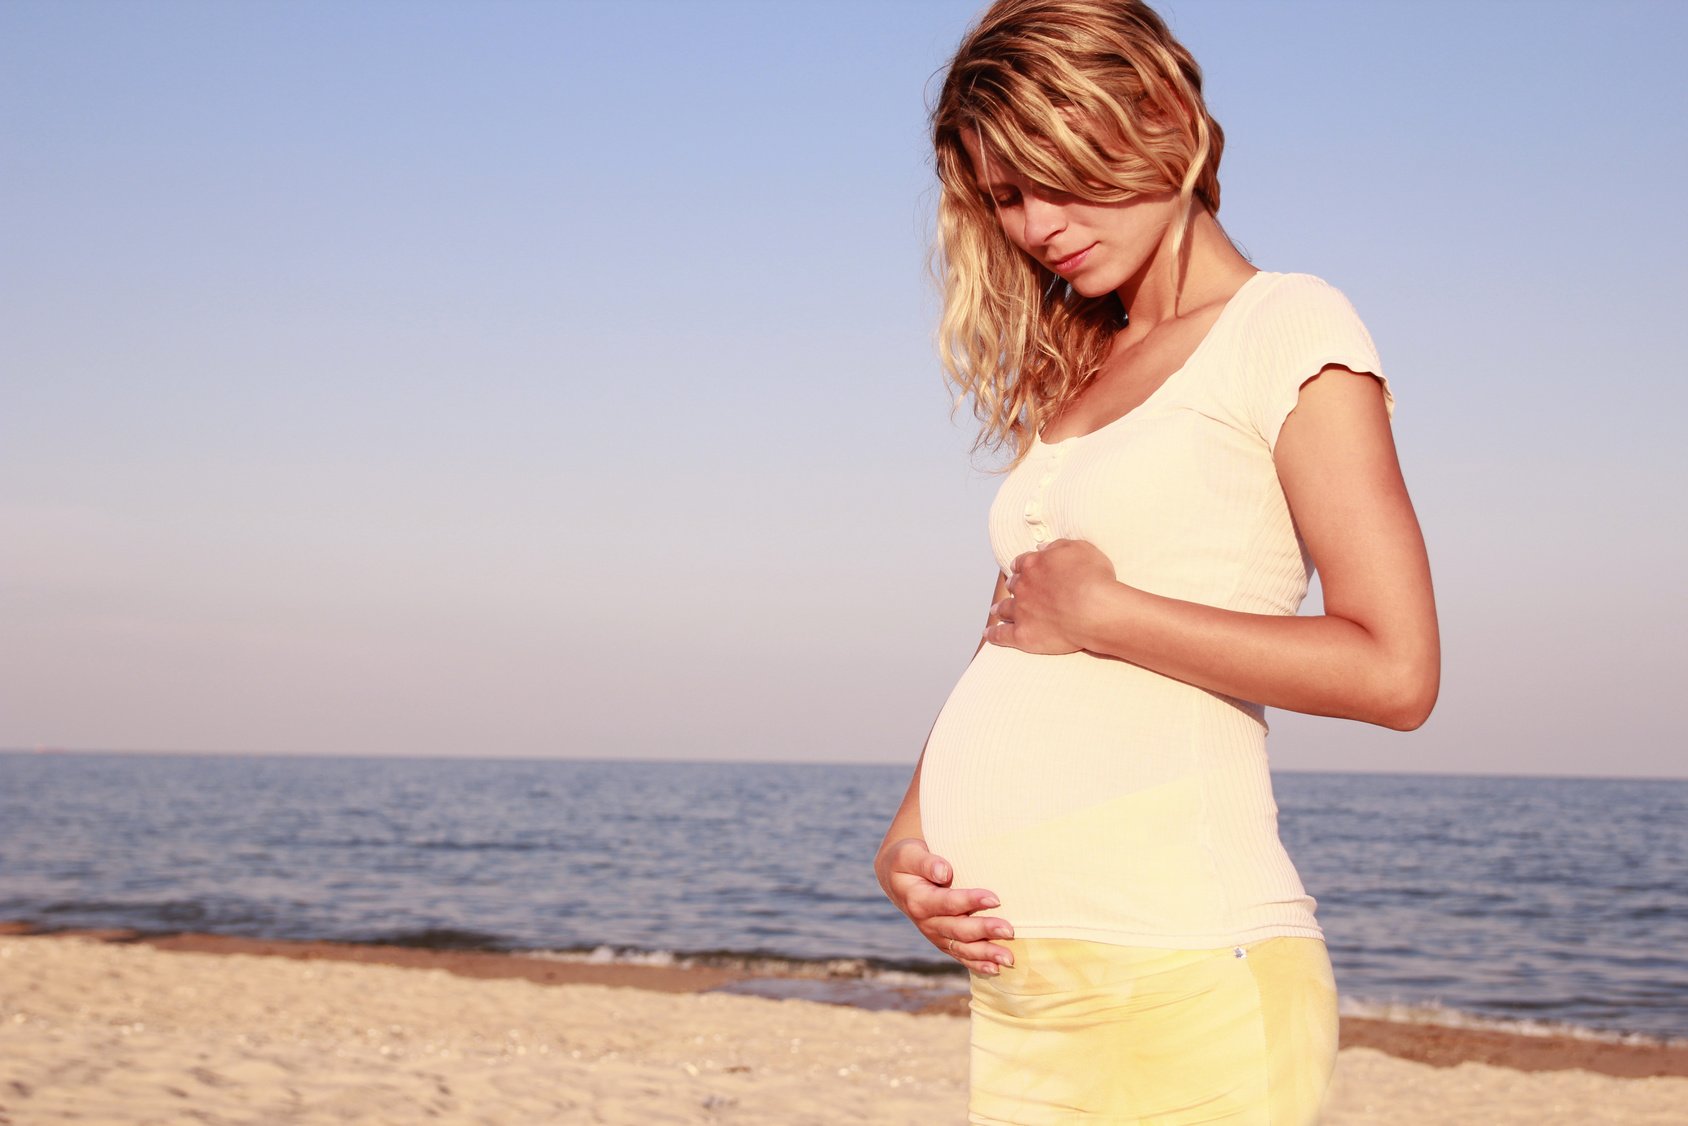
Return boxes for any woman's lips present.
[1049,243,1096,273]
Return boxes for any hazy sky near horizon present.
[4,1,1685,778]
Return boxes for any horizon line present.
[1,746,1682,784]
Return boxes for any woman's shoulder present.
[1209,270,1389,444]
[1240,271,1367,324]
[1226,270,1378,360]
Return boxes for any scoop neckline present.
[1034,270,1274,448]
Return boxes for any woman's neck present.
[1117,203,1256,330]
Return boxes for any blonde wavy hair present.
[932,0,1224,461]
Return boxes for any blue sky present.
[4,0,1685,777]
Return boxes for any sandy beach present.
[2,929,1685,1125]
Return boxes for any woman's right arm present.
[874,572,1016,976]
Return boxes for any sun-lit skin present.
[876,131,1440,978]
[976,170,1179,303]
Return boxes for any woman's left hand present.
[988,539,1119,654]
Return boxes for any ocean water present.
[1,752,1683,1041]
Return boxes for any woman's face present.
[961,130,1178,300]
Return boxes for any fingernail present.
[995,952,1014,967]
[981,895,1000,909]
[933,863,950,883]
[977,962,1000,976]
[991,925,1014,940]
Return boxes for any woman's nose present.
[1021,195,1066,246]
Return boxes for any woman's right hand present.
[876,836,1014,975]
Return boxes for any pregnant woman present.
[874,1,1440,1122]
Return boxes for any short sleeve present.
[1241,274,1392,452]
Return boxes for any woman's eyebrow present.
[972,155,1019,194]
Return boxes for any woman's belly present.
[919,643,1317,946]
[921,643,1217,844]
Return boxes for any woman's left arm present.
[990,366,1440,730]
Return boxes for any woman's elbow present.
[1381,692,1436,732]
[1373,660,1439,731]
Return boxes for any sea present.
[1,751,1683,1043]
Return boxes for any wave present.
[524,943,968,989]
[1339,995,1688,1048]
[358,926,513,951]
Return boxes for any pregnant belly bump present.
[932,774,1229,939]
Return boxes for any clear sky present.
[4,0,1685,778]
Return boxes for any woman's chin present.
[1065,275,1118,300]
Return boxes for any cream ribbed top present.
[920,272,1391,949]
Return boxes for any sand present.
[2,931,1685,1125]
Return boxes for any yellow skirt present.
[968,937,1338,1125]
